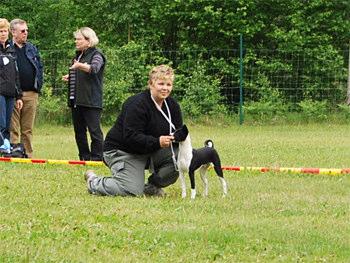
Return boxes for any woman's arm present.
[69,53,104,74]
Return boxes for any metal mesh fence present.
[244,49,348,106]
[41,48,349,112]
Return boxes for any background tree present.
[1,0,349,122]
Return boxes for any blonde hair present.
[148,65,175,85]
[74,27,99,47]
[0,18,10,30]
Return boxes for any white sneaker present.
[84,170,97,194]
[0,139,11,154]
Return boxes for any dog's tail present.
[204,139,214,148]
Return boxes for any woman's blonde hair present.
[0,18,10,30]
[74,27,99,47]
[148,65,175,85]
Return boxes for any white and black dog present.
[173,125,228,199]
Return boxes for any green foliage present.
[244,73,289,122]
[336,103,350,121]
[244,100,285,123]
[1,0,349,122]
[298,99,329,121]
[36,86,70,125]
[2,0,348,60]
[102,42,149,122]
[177,63,228,119]
[300,45,346,103]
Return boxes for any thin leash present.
[150,95,179,171]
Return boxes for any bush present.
[244,73,289,122]
[298,99,329,121]
[36,86,70,125]
[102,42,148,122]
[244,100,288,123]
[176,63,228,119]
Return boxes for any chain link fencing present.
[39,47,349,120]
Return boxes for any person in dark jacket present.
[0,18,23,154]
[62,27,105,161]
[9,18,43,158]
[84,65,184,197]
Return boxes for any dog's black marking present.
[175,125,227,198]
[188,141,224,190]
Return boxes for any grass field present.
[0,123,349,262]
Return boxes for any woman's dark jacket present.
[104,90,183,154]
[68,47,106,109]
[0,41,22,98]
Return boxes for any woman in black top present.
[62,27,105,161]
[85,65,184,197]
[0,18,22,154]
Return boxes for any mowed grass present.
[0,123,349,262]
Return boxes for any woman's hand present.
[70,60,81,70]
[159,135,174,148]
[70,60,91,73]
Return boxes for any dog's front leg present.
[178,172,187,198]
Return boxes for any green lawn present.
[0,123,349,262]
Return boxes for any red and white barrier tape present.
[221,166,350,175]
[0,157,349,175]
[0,157,103,166]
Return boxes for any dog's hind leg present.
[219,177,228,197]
[212,155,228,197]
[178,172,187,198]
[199,165,209,197]
[189,170,196,199]
[214,166,227,197]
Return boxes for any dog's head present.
[172,124,189,142]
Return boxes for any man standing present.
[10,19,43,158]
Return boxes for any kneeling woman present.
[85,65,184,196]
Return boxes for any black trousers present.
[71,106,103,161]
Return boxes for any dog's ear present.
[173,124,189,142]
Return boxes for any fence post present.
[239,34,244,124]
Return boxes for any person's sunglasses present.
[20,29,28,33]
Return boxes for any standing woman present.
[63,27,106,161]
[0,18,23,154]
